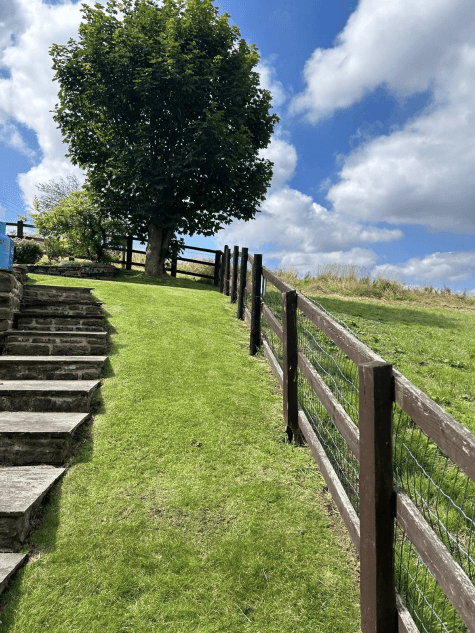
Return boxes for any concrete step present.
[20,303,104,317]
[0,412,91,466]
[16,315,105,332]
[4,331,108,356]
[0,553,27,594]
[0,356,107,380]
[0,380,100,412]
[0,466,65,551]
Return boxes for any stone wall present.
[24,264,117,280]
[0,265,27,333]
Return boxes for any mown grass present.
[0,266,361,633]
[244,260,475,633]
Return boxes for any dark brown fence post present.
[237,247,248,320]
[224,245,231,296]
[359,361,396,633]
[250,254,262,355]
[282,290,302,444]
[126,236,133,270]
[219,246,226,293]
[121,237,126,269]
[17,220,23,239]
[171,253,177,277]
[231,246,239,303]
[213,250,221,287]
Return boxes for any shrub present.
[43,236,68,263]
[13,239,43,264]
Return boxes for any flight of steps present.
[0,284,108,594]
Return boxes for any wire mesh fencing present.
[239,259,475,632]
[393,402,475,632]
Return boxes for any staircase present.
[0,284,108,592]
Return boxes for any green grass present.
[0,268,361,633]
[252,262,475,633]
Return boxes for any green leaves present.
[32,188,128,262]
[50,0,278,243]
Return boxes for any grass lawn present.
[0,270,361,633]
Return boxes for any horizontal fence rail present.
[9,220,475,631]
[220,246,475,633]
[7,220,222,286]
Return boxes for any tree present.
[31,174,82,217]
[31,189,128,262]
[50,0,279,276]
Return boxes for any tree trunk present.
[145,224,175,276]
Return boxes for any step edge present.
[0,467,66,516]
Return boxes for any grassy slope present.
[297,293,475,433]
[0,272,360,633]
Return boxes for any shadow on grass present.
[305,294,461,331]
[110,269,221,292]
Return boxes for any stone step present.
[0,380,100,412]
[16,315,105,332]
[0,357,107,380]
[0,553,28,594]
[0,466,65,551]
[21,285,100,305]
[0,412,91,466]
[20,303,104,317]
[4,331,108,356]
[23,284,94,294]
[22,296,100,306]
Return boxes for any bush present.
[43,236,68,263]
[13,239,43,264]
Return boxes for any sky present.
[1,0,475,294]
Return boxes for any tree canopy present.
[50,0,278,275]
[31,179,128,262]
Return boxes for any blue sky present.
[1,0,475,293]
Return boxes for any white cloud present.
[372,251,475,285]
[290,0,475,123]
[0,0,26,51]
[256,56,288,108]
[270,247,379,279]
[0,119,37,159]
[215,184,403,270]
[0,0,98,208]
[288,0,475,235]
[258,132,297,190]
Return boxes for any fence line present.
[7,221,223,286]
[220,246,475,633]
[11,217,475,630]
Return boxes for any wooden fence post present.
[121,237,126,269]
[359,361,397,633]
[219,246,226,293]
[282,290,302,444]
[250,254,262,355]
[224,245,231,296]
[213,250,221,287]
[171,253,177,277]
[231,246,239,303]
[237,247,248,320]
[17,220,23,239]
[126,236,133,270]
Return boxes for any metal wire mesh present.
[240,260,475,632]
[393,402,475,632]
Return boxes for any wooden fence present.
[7,221,223,286]
[117,236,222,286]
[11,217,475,630]
[217,243,475,633]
